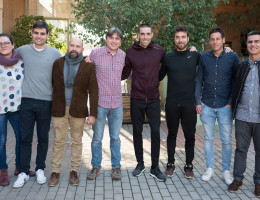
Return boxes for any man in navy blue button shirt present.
[195,27,240,185]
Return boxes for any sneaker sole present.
[185,175,194,179]
[165,169,176,178]
[149,173,166,182]
[133,168,146,177]
[201,174,214,182]
[70,182,79,186]
[13,179,29,188]
[37,179,47,184]
[228,185,242,193]
[48,183,58,187]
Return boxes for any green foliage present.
[71,0,228,52]
[11,15,67,54]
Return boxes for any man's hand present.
[225,104,232,108]
[85,116,96,125]
[84,56,92,63]
[189,46,197,52]
[196,105,202,115]
[224,47,233,53]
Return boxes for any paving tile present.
[3,118,257,200]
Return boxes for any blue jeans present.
[0,111,21,169]
[91,105,123,169]
[200,103,232,171]
[19,98,52,174]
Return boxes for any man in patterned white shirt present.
[87,27,125,180]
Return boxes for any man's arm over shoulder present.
[121,48,132,80]
[154,44,166,63]
[159,54,167,81]
[87,62,99,118]
[50,47,62,59]
[195,55,205,106]
[232,52,240,67]
[52,57,63,85]
[89,49,96,63]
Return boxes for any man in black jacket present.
[228,30,260,198]
[159,25,200,179]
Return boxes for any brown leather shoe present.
[228,180,242,193]
[70,171,79,186]
[255,183,260,198]
[48,172,60,187]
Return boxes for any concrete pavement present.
[1,112,258,200]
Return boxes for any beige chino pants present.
[51,106,85,173]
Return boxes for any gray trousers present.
[233,119,260,184]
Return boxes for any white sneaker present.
[201,168,214,181]
[13,172,29,188]
[36,169,46,184]
[223,170,233,185]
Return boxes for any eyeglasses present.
[0,42,11,47]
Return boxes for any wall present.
[2,0,25,33]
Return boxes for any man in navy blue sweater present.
[195,27,239,185]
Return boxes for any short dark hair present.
[209,27,225,38]
[0,33,14,45]
[106,27,122,40]
[247,30,260,41]
[174,25,189,36]
[32,20,49,34]
[138,24,152,33]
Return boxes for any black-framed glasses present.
[0,42,11,47]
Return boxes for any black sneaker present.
[150,166,166,182]
[132,164,145,177]
[165,163,175,177]
[184,164,194,179]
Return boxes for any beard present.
[69,50,79,59]
[176,43,188,51]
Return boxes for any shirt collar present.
[210,48,225,58]
[249,57,260,65]
[105,45,118,56]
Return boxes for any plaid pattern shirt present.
[90,46,125,109]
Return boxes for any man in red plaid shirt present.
[87,27,125,180]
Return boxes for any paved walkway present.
[1,112,258,200]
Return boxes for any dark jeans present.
[165,102,196,165]
[233,119,260,184]
[0,111,21,169]
[130,98,161,168]
[19,98,52,175]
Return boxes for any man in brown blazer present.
[48,37,98,187]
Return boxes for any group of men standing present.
[1,19,259,198]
